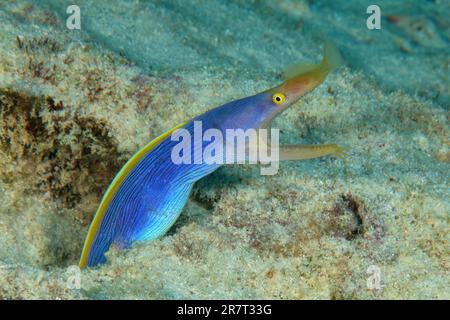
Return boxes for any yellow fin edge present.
[79,122,187,269]
[282,42,342,81]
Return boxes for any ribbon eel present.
[79,43,346,268]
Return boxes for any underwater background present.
[0,0,448,299]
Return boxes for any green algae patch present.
[0,88,123,208]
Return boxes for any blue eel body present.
[79,43,343,268]
[82,93,274,267]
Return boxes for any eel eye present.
[272,93,286,105]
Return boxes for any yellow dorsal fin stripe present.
[283,41,342,81]
[282,63,317,80]
[79,122,187,269]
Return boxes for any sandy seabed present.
[0,0,448,299]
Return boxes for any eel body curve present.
[80,43,343,268]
